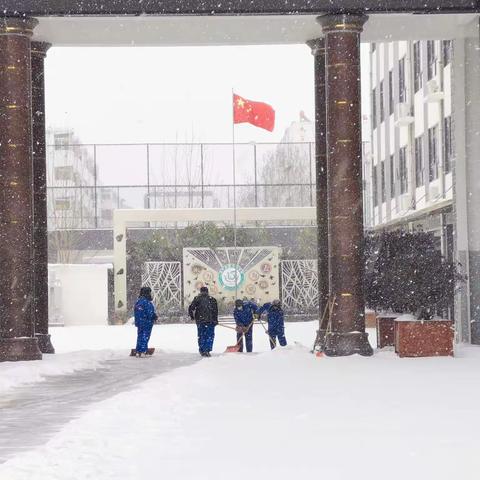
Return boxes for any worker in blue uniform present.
[258,299,287,349]
[233,299,258,352]
[134,286,158,357]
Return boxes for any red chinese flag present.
[233,94,275,132]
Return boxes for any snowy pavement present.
[1,322,480,479]
[0,352,198,463]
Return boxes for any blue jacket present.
[234,301,258,326]
[258,303,284,327]
[134,297,157,327]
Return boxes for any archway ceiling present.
[30,13,479,46]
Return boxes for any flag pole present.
[231,89,238,302]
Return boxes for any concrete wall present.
[48,264,111,326]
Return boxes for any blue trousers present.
[136,323,153,353]
[237,325,253,352]
[268,324,287,350]
[197,323,216,353]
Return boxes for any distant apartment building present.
[366,40,454,258]
[257,112,315,208]
[47,128,123,230]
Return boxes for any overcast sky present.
[45,44,370,145]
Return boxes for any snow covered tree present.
[365,230,465,319]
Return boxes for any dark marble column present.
[0,17,42,361]
[32,41,54,354]
[318,14,373,356]
[307,38,330,350]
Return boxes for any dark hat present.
[200,286,209,294]
[139,286,153,301]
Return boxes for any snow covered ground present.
[1,322,480,479]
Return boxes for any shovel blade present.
[225,345,241,353]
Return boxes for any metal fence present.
[46,141,316,229]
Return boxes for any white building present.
[366,39,454,258]
[47,128,123,230]
[47,128,97,230]
[365,40,455,256]
[256,112,315,208]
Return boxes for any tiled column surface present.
[307,38,330,349]
[319,13,373,356]
[0,17,42,361]
[32,41,54,354]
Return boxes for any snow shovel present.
[130,348,155,357]
[217,323,238,331]
[224,320,254,353]
[257,316,278,348]
[312,294,336,356]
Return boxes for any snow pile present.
[1,335,480,479]
[0,350,118,395]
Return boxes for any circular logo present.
[202,271,214,282]
[260,263,272,274]
[245,284,256,295]
[218,264,245,290]
[258,280,269,290]
[248,270,260,282]
[191,264,203,275]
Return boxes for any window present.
[427,40,437,80]
[379,81,385,123]
[54,166,74,181]
[444,116,453,173]
[428,125,439,181]
[390,154,396,198]
[415,136,424,187]
[388,71,394,115]
[399,147,408,194]
[442,40,452,66]
[381,160,386,203]
[398,57,406,103]
[372,88,377,129]
[413,41,422,92]
[54,198,71,211]
[373,165,378,207]
[54,133,70,150]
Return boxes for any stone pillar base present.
[0,337,42,362]
[324,332,374,357]
[35,333,55,354]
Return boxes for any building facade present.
[47,128,123,230]
[366,39,454,259]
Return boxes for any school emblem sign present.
[218,264,244,290]
[183,247,280,307]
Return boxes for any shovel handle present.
[217,323,237,331]
[257,316,277,346]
